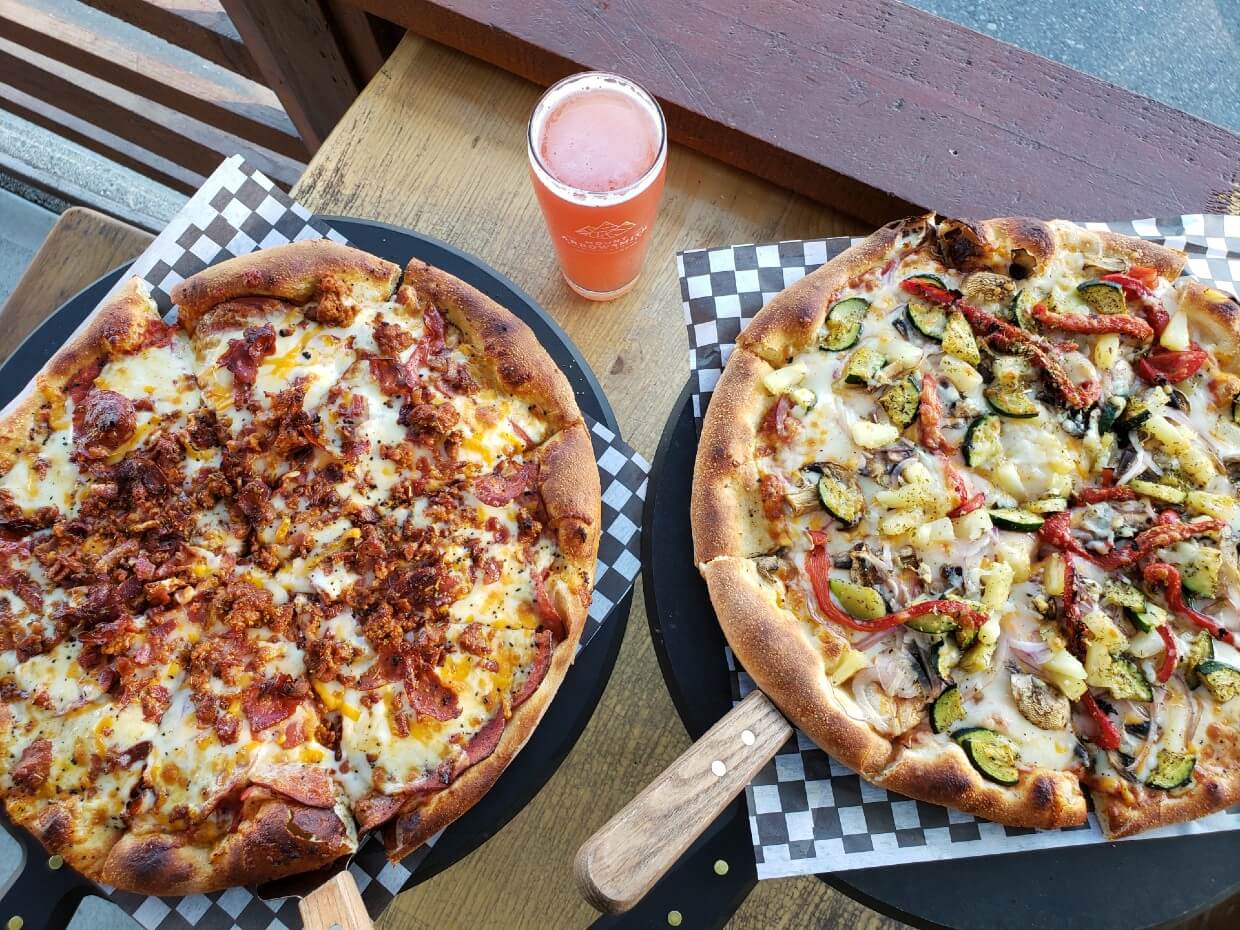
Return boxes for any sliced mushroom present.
[752,554,782,581]
[961,271,1015,308]
[1010,673,1072,730]
[785,483,821,516]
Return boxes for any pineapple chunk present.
[829,648,871,685]
[981,561,1014,611]
[1044,649,1088,700]
[850,419,901,450]
[955,507,993,542]
[762,364,807,395]
[1159,311,1190,351]
[914,517,956,547]
[1093,333,1120,371]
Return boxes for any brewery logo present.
[562,219,647,252]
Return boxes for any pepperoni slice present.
[473,462,534,507]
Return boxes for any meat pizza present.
[0,241,600,892]
[692,214,1240,835]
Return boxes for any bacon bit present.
[473,462,534,507]
[356,793,405,831]
[481,556,502,584]
[65,358,104,407]
[219,324,276,387]
[369,357,417,396]
[1102,272,1169,337]
[532,567,567,641]
[140,318,176,349]
[243,673,307,731]
[1143,561,1237,646]
[76,390,137,456]
[407,304,447,371]
[918,376,956,454]
[805,530,987,632]
[141,684,171,722]
[250,764,336,807]
[1072,486,1137,505]
[463,711,506,765]
[899,278,956,305]
[12,739,51,790]
[484,516,509,544]
[509,418,534,448]
[957,303,1100,409]
[511,630,552,707]
[283,720,306,749]
[404,670,461,722]
[1080,692,1121,750]
[760,394,798,442]
[373,319,414,356]
[1031,303,1153,341]
[1156,625,1178,683]
[1135,345,1209,385]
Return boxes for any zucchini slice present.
[906,614,958,635]
[1184,629,1215,688]
[822,297,870,351]
[1145,748,1195,790]
[1010,289,1038,330]
[1178,546,1222,598]
[1100,655,1153,702]
[904,272,947,289]
[941,311,981,365]
[828,579,887,620]
[963,414,1003,468]
[879,376,921,428]
[1232,390,1240,427]
[931,638,961,681]
[817,464,865,528]
[984,385,1039,418]
[954,728,1020,785]
[842,346,886,385]
[930,685,966,734]
[1196,661,1240,703]
[1120,388,1167,429]
[987,508,1045,532]
[906,300,948,341]
[1077,279,1127,315]
[1098,395,1128,433]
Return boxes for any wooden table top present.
[293,32,901,930]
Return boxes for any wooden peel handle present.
[574,690,792,913]
[299,870,374,930]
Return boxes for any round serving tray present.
[642,379,1240,930]
[0,216,632,927]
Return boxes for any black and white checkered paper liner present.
[680,215,1240,879]
[18,155,649,929]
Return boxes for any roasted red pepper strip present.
[956,303,1101,409]
[1038,511,1094,562]
[1102,272,1169,337]
[1040,511,1224,572]
[918,375,956,453]
[1143,561,1237,646]
[941,457,985,516]
[1060,554,1088,659]
[1135,345,1209,384]
[1031,303,1153,341]
[899,278,956,305]
[1080,692,1121,750]
[804,531,987,632]
[1072,486,1137,505]
[1155,625,1178,683]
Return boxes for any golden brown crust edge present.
[1177,278,1240,363]
[701,556,894,779]
[95,799,355,896]
[537,421,602,574]
[171,240,401,335]
[689,348,780,564]
[877,738,1087,830]
[404,257,581,433]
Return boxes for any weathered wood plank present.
[351,0,1240,224]
[221,0,362,153]
[0,36,304,189]
[0,0,304,159]
[79,0,260,82]
[0,81,204,195]
[0,207,152,364]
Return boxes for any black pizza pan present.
[0,216,633,929]
[637,379,1240,930]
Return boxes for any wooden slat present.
[0,82,204,195]
[0,36,304,188]
[221,0,362,153]
[0,207,153,364]
[0,0,305,160]
[351,0,1240,224]
[323,0,393,85]
[78,0,260,82]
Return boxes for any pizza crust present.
[171,240,401,335]
[403,258,581,432]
